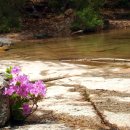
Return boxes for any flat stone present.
[88,93,130,129]
[104,111,130,127]
[31,84,102,129]
[0,60,87,81]
[57,76,130,93]
[12,124,71,130]
[1,60,130,129]
[75,76,130,129]
[24,82,102,129]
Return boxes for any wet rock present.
[0,38,13,51]
[33,33,52,39]
[0,74,10,127]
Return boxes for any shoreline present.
[61,58,130,63]
[0,23,129,47]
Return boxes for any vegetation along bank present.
[1,0,130,38]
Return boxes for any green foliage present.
[0,16,21,33]
[67,0,103,31]
[71,6,103,31]
[0,0,130,33]
[6,66,12,74]
[5,67,13,79]
[47,0,104,31]
[0,0,25,33]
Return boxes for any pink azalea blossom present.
[11,66,21,74]
[4,86,15,96]
[3,66,46,117]
[22,104,31,115]
[16,84,28,97]
[10,74,29,86]
[29,80,46,97]
[34,80,46,96]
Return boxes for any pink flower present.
[29,80,46,97]
[22,104,31,115]
[16,84,28,97]
[3,66,47,118]
[10,74,29,86]
[4,86,15,96]
[11,66,21,74]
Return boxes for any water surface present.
[1,29,130,60]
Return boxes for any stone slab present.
[7,124,71,130]
[1,60,130,129]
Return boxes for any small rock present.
[0,38,13,51]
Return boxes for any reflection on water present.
[1,29,130,60]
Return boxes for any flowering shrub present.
[3,66,46,121]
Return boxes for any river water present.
[1,29,130,60]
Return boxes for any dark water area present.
[1,29,130,60]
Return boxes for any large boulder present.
[0,74,10,127]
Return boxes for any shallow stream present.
[1,29,130,60]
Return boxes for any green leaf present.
[6,66,12,74]
[5,73,13,79]
[11,102,22,110]
[11,94,18,99]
